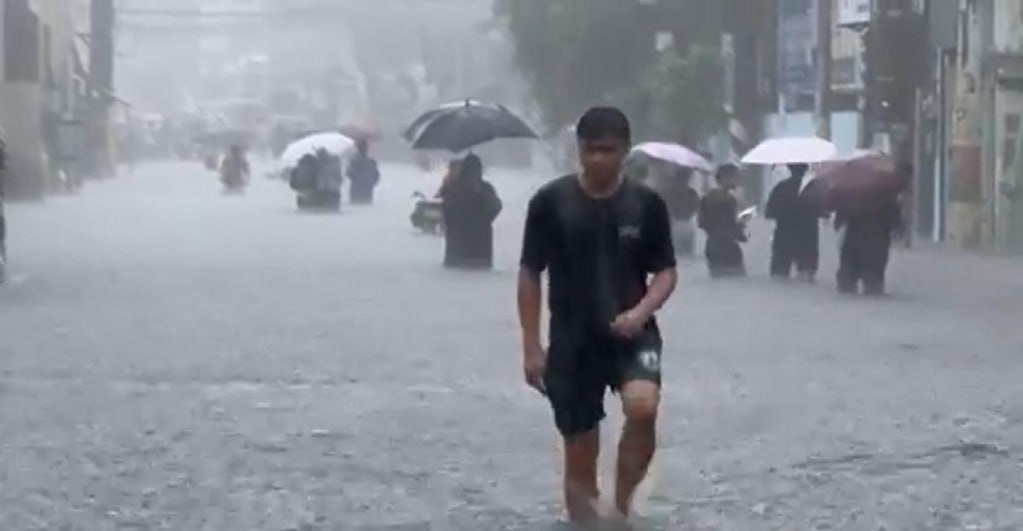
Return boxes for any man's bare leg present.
[615,381,660,517]
[564,428,601,523]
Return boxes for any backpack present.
[289,160,315,191]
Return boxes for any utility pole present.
[815,0,833,140]
[90,0,115,178]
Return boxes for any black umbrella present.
[402,100,483,142]
[405,100,538,153]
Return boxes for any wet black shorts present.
[543,328,663,437]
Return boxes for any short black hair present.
[716,163,739,181]
[787,163,809,177]
[576,106,631,144]
[460,153,483,181]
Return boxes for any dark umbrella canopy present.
[403,100,485,142]
[804,155,909,215]
[406,101,538,153]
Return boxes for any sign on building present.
[838,0,872,28]
[778,0,815,109]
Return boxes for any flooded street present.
[0,161,1021,529]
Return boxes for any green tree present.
[494,0,657,133]
[495,0,727,144]
[644,47,726,146]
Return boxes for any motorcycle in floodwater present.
[410,191,444,234]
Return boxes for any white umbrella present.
[632,142,713,172]
[832,148,886,161]
[740,137,838,165]
[279,132,355,170]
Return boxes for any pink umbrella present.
[632,142,713,172]
[804,154,909,215]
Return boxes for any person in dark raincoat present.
[698,164,747,277]
[290,153,317,193]
[347,139,380,205]
[293,149,342,211]
[219,144,250,190]
[312,148,344,210]
[835,162,910,295]
[442,154,502,269]
[766,163,822,281]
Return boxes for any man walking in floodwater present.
[766,163,821,281]
[699,163,748,277]
[517,107,678,524]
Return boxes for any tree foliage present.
[495,0,726,145]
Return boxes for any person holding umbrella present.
[346,139,380,205]
[404,100,537,268]
[741,136,837,281]
[822,158,912,295]
[441,154,502,269]
[766,163,825,281]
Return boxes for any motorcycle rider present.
[219,144,250,191]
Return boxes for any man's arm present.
[517,268,543,347]
[632,267,677,321]
[630,196,679,319]
[643,195,679,311]
[518,193,550,343]
[611,195,677,339]
[518,192,551,393]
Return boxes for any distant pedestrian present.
[766,163,822,281]
[698,163,747,277]
[347,139,380,205]
[662,167,700,257]
[517,107,677,524]
[307,148,344,211]
[442,154,501,269]
[219,144,250,191]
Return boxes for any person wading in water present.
[518,107,678,524]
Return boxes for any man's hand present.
[523,341,547,395]
[610,308,650,339]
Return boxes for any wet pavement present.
[2,160,1023,529]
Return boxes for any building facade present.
[1,0,90,199]
[948,0,1023,252]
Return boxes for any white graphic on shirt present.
[638,350,661,372]
[619,225,641,239]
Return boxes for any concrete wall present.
[994,0,1023,53]
[0,0,81,198]
[0,83,46,199]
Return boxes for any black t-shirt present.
[520,175,676,338]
